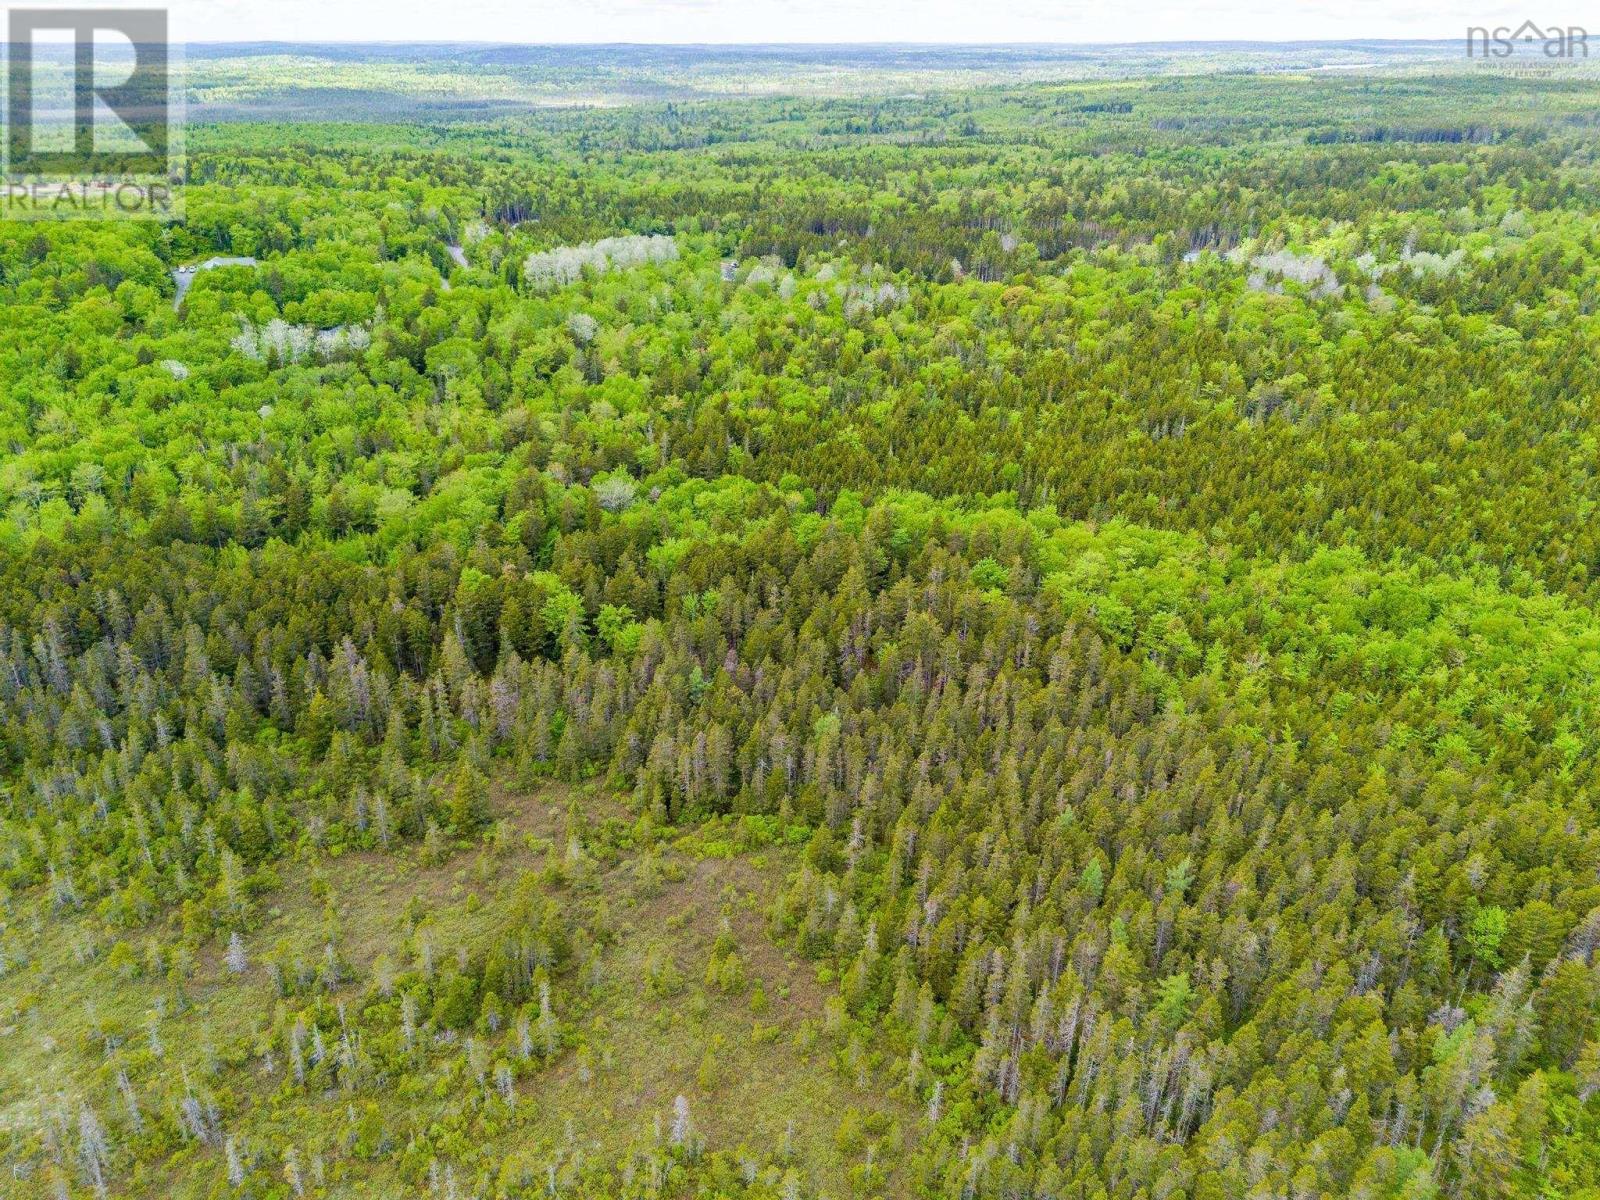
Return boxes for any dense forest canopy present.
[3,50,1600,1200]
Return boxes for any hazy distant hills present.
[174,39,1501,123]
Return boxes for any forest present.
[3,48,1600,1200]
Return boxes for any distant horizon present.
[118,0,1577,50]
[174,37,1463,47]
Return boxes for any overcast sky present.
[170,0,1553,45]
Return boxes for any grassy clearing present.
[0,784,914,1198]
